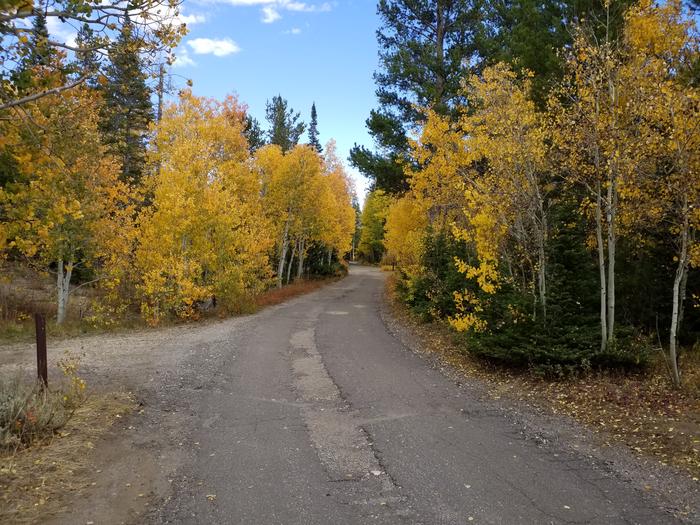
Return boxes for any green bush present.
[460,322,650,378]
[396,214,651,376]
[398,229,469,321]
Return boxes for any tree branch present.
[0,76,88,111]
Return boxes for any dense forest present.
[356,0,700,387]
[0,1,356,327]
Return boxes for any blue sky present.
[170,0,381,199]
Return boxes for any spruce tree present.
[350,0,484,193]
[244,115,266,152]
[308,102,322,153]
[265,95,305,152]
[100,19,153,185]
[483,0,635,108]
[12,12,56,93]
[73,25,101,88]
[27,13,52,68]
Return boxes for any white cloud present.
[176,12,207,26]
[46,16,77,49]
[261,6,281,23]
[215,0,332,23]
[172,49,196,68]
[187,37,241,56]
[283,1,331,12]
[284,27,302,35]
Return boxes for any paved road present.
[133,265,678,525]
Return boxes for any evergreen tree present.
[243,115,266,152]
[350,0,485,193]
[73,25,101,88]
[483,0,635,107]
[265,95,305,152]
[308,102,322,153]
[100,19,153,185]
[26,12,53,68]
[12,12,56,93]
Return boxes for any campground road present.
[147,266,680,524]
[4,266,689,524]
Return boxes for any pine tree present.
[482,0,635,108]
[243,115,266,152]
[100,19,153,185]
[27,12,52,68]
[308,102,322,153]
[12,12,56,93]
[74,25,101,88]
[349,0,484,193]
[265,95,305,152]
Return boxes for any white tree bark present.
[56,257,73,325]
[606,174,617,346]
[286,242,297,285]
[277,218,290,289]
[595,183,608,352]
[669,201,689,388]
[296,238,305,280]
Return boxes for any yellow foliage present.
[137,91,272,323]
[449,290,488,333]
[1,86,135,311]
[384,195,427,269]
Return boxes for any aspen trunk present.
[606,176,617,345]
[669,208,689,388]
[286,242,297,284]
[595,183,608,352]
[327,248,332,266]
[296,239,305,280]
[537,241,546,323]
[277,219,290,289]
[56,258,73,325]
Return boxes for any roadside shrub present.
[1,378,70,450]
[0,356,86,450]
[459,322,651,377]
[397,229,469,321]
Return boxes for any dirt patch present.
[0,392,135,524]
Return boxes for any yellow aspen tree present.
[405,110,469,230]
[548,8,635,352]
[319,140,356,264]
[384,195,428,270]
[618,0,700,386]
[258,144,323,287]
[1,87,134,324]
[358,190,393,263]
[460,64,550,321]
[137,91,271,324]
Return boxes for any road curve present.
[135,265,679,525]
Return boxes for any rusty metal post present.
[35,313,47,388]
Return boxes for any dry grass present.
[0,392,134,524]
[255,277,341,308]
[385,274,700,479]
